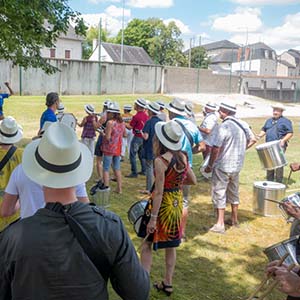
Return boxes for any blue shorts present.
[103,155,121,172]
[94,135,103,157]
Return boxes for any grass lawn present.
[3,95,300,300]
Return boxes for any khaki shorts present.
[211,168,240,209]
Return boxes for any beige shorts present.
[211,168,240,209]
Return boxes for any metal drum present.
[127,200,148,234]
[256,140,287,170]
[279,192,300,223]
[264,236,300,266]
[253,181,286,216]
[199,154,212,179]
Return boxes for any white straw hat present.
[147,102,160,114]
[155,120,183,151]
[103,99,112,108]
[106,102,120,113]
[271,102,285,111]
[204,102,217,111]
[185,102,194,115]
[123,104,132,111]
[135,98,147,108]
[219,100,237,113]
[84,104,95,114]
[166,98,186,116]
[156,100,165,109]
[0,116,23,144]
[22,122,93,188]
[57,103,65,113]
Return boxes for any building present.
[89,41,155,65]
[201,40,239,58]
[40,26,84,60]
[278,49,300,76]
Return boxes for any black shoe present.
[125,173,138,178]
[138,172,146,176]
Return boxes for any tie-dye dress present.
[152,155,188,251]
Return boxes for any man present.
[166,98,206,240]
[156,100,167,121]
[257,103,293,183]
[0,122,150,300]
[198,102,219,159]
[38,92,60,134]
[121,104,133,160]
[205,100,256,234]
[126,98,149,178]
[140,101,161,194]
[0,82,14,120]
[185,102,196,124]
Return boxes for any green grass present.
[3,95,300,300]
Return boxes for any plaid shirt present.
[213,116,253,173]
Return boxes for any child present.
[77,104,97,156]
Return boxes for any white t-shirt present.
[5,164,88,218]
[199,112,219,146]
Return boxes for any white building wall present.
[231,59,276,75]
[89,45,113,62]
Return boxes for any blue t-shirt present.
[40,108,57,129]
[0,93,9,115]
[142,115,161,160]
[262,116,293,143]
[174,115,203,166]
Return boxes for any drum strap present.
[0,146,17,172]
[45,202,111,282]
[174,119,194,147]
[223,118,248,142]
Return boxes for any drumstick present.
[137,234,150,252]
[258,263,296,300]
[246,252,289,300]
[264,198,282,205]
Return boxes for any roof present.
[246,42,273,51]
[278,60,296,68]
[202,40,239,51]
[101,42,155,65]
[287,49,300,58]
[59,26,84,41]
[211,49,238,63]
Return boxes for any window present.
[50,49,56,58]
[65,50,71,59]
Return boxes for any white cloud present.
[127,0,173,8]
[230,0,299,5]
[212,7,263,33]
[163,18,191,34]
[88,0,120,4]
[105,5,131,17]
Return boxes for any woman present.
[140,120,197,296]
[0,116,23,230]
[101,102,126,194]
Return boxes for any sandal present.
[154,281,173,296]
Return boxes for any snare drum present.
[127,200,148,234]
[199,154,212,179]
[264,235,300,266]
[59,113,77,131]
[279,192,300,223]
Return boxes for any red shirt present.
[129,111,149,138]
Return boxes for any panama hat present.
[84,104,95,114]
[123,104,132,111]
[103,99,112,108]
[156,100,165,109]
[166,98,186,116]
[155,120,183,151]
[271,102,285,111]
[135,98,147,108]
[0,116,23,144]
[185,102,194,115]
[219,100,237,113]
[205,102,217,111]
[22,122,93,188]
[57,103,65,113]
[147,102,160,114]
[106,102,120,113]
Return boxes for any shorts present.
[94,135,103,157]
[103,155,121,172]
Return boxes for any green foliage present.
[190,46,210,68]
[0,0,87,74]
[115,18,187,66]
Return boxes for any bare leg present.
[140,241,153,273]
[96,156,103,181]
[114,169,122,193]
[181,207,188,237]
[164,248,176,287]
[230,204,239,224]
[216,208,225,226]
[103,170,109,188]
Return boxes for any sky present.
[68,0,300,54]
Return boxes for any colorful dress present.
[152,155,188,250]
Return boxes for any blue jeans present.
[145,159,154,192]
[129,136,146,175]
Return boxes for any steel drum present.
[199,154,212,179]
[279,192,300,223]
[253,181,286,217]
[256,140,287,170]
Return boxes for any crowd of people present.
[0,87,300,299]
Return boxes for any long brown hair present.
[153,135,187,170]
[107,112,123,123]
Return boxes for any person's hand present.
[280,139,285,147]
[274,267,300,297]
[265,261,288,277]
[4,82,9,86]
[146,217,157,235]
[283,201,300,219]
[204,165,212,173]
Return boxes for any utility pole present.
[98,18,102,95]
[188,38,192,68]
[121,0,125,63]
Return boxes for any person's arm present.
[122,125,127,138]
[75,183,90,203]
[280,132,293,147]
[184,164,197,185]
[109,218,150,300]
[192,140,206,154]
[103,120,113,140]
[77,116,87,127]
[0,193,19,217]
[4,82,13,95]
[204,145,220,173]
[256,130,266,140]
[198,127,211,134]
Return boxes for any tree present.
[190,47,210,69]
[0,0,87,74]
[114,18,187,66]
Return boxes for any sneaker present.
[224,219,240,228]
[138,171,146,176]
[125,173,138,178]
[209,224,225,234]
